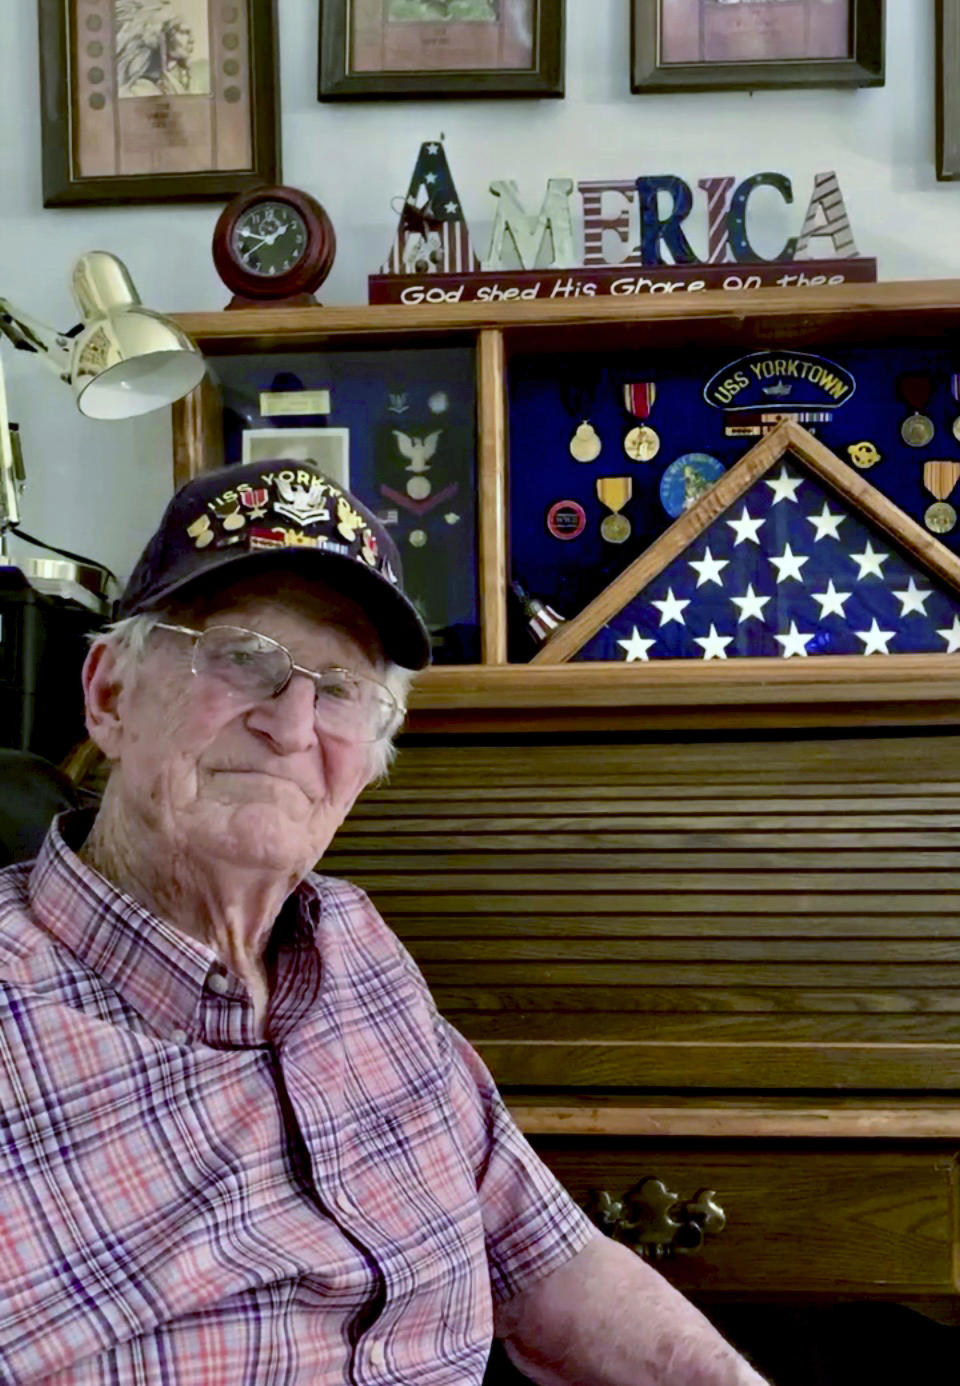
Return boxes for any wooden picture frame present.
[631,0,884,93]
[318,0,564,100]
[38,0,280,207]
[937,0,960,179]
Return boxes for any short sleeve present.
[436,1012,599,1304]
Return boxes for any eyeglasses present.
[154,623,403,743]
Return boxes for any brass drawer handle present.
[585,1178,727,1261]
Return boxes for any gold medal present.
[624,425,660,462]
[925,501,957,533]
[898,372,936,448]
[901,414,935,447]
[569,421,602,462]
[596,475,632,544]
[952,417,960,444]
[406,475,432,500]
[600,513,631,543]
[622,382,658,461]
[922,462,960,534]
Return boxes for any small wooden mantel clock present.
[212,185,336,309]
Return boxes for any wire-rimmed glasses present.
[154,623,402,743]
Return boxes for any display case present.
[173,281,960,733]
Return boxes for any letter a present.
[793,171,858,260]
[482,180,577,271]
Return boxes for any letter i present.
[698,177,736,264]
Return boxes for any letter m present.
[482,179,576,271]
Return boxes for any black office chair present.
[0,748,82,866]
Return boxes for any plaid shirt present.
[0,812,595,1385]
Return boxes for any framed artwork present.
[242,427,351,490]
[37,0,280,206]
[318,0,564,99]
[937,0,960,179]
[631,0,884,93]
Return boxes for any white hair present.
[93,609,415,782]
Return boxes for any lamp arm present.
[0,352,20,543]
[0,298,76,381]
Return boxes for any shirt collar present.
[28,809,323,1045]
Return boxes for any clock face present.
[231,201,308,278]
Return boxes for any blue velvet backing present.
[508,342,960,659]
[213,347,479,664]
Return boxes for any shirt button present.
[368,1340,386,1369]
[207,972,229,995]
[170,1028,188,1045]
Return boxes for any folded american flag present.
[577,457,960,661]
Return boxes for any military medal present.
[897,372,935,447]
[622,382,660,462]
[922,460,960,534]
[596,476,632,543]
[562,381,602,462]
[925,501,957,534]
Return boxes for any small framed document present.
[38,0,280,205]
[632,0,884,92]
[318,0,564,99]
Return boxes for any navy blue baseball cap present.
[117,460,431,670]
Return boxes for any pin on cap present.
[117,459,431,670]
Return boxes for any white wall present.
[0,0,953,587]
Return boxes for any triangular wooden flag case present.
[532,421,960,666]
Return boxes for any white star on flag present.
[689,547,729,588]
[769,543,809,583]
[726,506,765,546]
[938,616,960,653]
[694,625,733,660]
[807,503,845,541]
[730,583,771,623]
[850,541,889,580]
[893,578,931,616]
[617,627,656,661]
[810,579,851,619]
[427,143,440,154]
[774,620,814,658]
[444,201,459,214]
[425,172,438,183]
[651,587,690,626]
[764,467,804,505]
[855,619,896,654]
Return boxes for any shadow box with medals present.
[173,344,480,664]
[169,283,960,731]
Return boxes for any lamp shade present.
[72,310,206,420]
[68,252,206,420]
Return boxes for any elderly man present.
[0,460,766,1385]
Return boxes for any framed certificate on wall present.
[38,0,280,205]
[318,0,564,99]
[631,0,884,92]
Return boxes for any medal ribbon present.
[596,476,632,513]
[922,461,960,500]
[897,372,934,412]
[623,383,656,419]
[560,380,598,421]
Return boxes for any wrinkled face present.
[105,586,381,879]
